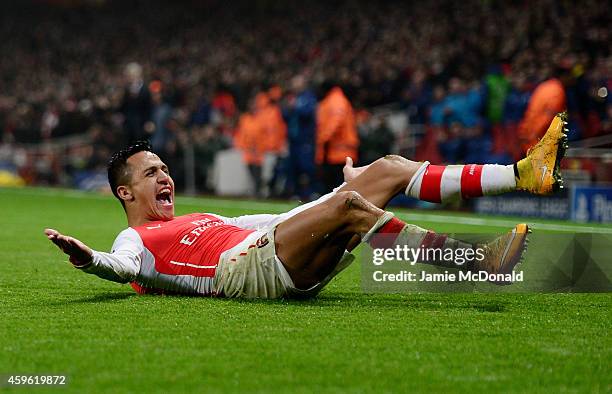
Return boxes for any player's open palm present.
[44,229,93,267]
[343,157,369,182]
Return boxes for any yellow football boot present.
[516,112,568,194]
[476,223,530,285]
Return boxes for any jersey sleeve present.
[79,228,143,283]
[211,186,345,230]
[215,213,283,231]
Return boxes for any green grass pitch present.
[0,187,610,393]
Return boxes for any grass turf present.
[0,187,610,393]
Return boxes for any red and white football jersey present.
[84,213,256,296]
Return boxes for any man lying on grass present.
[45,114,568,298]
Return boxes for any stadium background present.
[0,0,610,222]
[0,1,610,393]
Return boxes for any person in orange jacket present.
[234,100,267,196]
[518,65,573,153]
[252,91,288,196]
[316,83,359,192]
[266,87,290,195]
[254,91,287,155]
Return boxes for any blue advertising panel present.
[571,185,612,223]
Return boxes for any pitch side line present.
[4,187,612,234]
[394,211,612,234]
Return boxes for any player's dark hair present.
[107,140,152,209]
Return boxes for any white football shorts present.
[214,226,354,299]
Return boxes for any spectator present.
[189,86,212,128]
[147,81,173,154]
[234,99,267,197]
[212,85,237,120]
[282,74,318,200]
[358,115,395,165]
[119,63,151,144]
[502,72,532,160]
[518,64,572,153]
[316,82,359,192]
[444,78,483,130]
[254,91,288,196]
[193,125,229,192]
[402,69,432,125]
[484,66,510,126]
[429,85,448,127]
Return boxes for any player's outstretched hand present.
[343,157,370,182]
[44,228,93,267]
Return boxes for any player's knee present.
[372,155,420,179]
[371,155,404,172]
[383,154,418,168]
[383,154,405,162]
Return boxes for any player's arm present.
[215,179,351,230]
[213,213,283,231]
[44,228,141,283]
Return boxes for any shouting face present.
[119,151,175,224]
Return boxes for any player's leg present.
[338,152,518,210]
[339,113,568,207]
[335,153,519,251]
[366,219,530,284]
[274,190,385,289]
[274,190,528,290]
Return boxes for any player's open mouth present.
[156,189,173,206]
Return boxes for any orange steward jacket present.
[316,87,359,165]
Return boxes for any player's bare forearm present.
[44,228,93,267]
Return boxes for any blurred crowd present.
[0,0,610,197]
